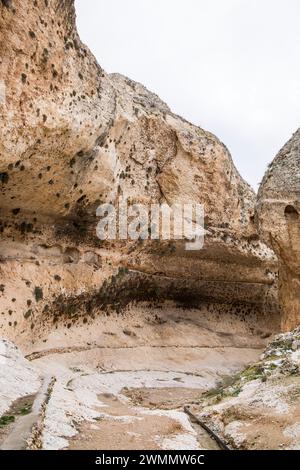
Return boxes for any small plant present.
[24,309,32,319]
[117,266,129,278]
[34,287,43,302]
[240,364,264,382]
[19,404,32,416]
[0,172,9,184]
[230,387,242,397]
[0,415,15,427]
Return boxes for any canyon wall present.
[0,0,279,350]
[257,130,300,331]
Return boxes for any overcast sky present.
[75,0,300,190]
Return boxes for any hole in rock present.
[284,205,299,221]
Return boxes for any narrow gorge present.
[0,0,299,451]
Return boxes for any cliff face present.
[257,130,300,331]
[0,0,115,220]
[0,0,279,350]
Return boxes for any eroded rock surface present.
[257,130,300,331]
[0,338,41,417]
[0,0,279,349]
[3,0,300,452]
[193,327,300,450]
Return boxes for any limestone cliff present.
[0,0,279,351]
[257,130,300,331]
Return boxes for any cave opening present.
[284,205,299,221]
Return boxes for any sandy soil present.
[69,392,201,450]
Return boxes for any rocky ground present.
[192,327,300,450]
[2,320,300,450]
[0,304,267,450]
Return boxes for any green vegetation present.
[202,363,268,405]
[0,172,9,184]
[0,415,15,427]
[34,286,43,302]
[240,364,265,382]
[19,404,32,416]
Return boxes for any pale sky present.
[75,0,300,190]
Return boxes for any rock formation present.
[192,326,300,450]
[257,130,300,331]
[4,0,300,453]
[0,0,279,352]
[0,338,41,418]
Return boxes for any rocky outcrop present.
[0,338,41,417]
[0,0,115,220]
[194,327,300,450]
[257,130,300,331]
[0,0,279,350]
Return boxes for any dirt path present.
[0,376,53,450]
[0,395,36,448]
